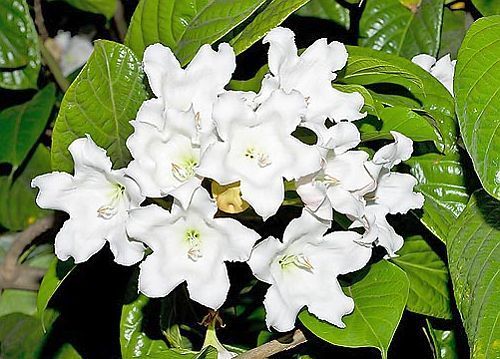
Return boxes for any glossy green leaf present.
[37,258,75,330]
[51,40,147,172]
[358,107,440,145]
[472,0,500,16]
[295,0,350,29]
[438,9,471,59]
[0,0,40,89]
[392,236,452,319]
[120,293,169,358]
[125,0,266,64]
[0,84,56,169]
[447,190,500,358]
[426,320,459,359]
[299,261,409,359]
[407,153,469,242]
[59,0,117,19]
[454,16,500,200]
[342,46,457,153]
[359,0,443,59]
[0,145,52,231]
[229,0,311,55]
[0,0,30,68]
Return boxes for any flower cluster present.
[32,28,423,333]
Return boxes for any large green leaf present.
[426,320,459,359]
[229,0,311,55]
[57,0,117,19]
[0,84,56,170]
[358,106,440,144]
[120,293,169,358]
[37,258,75,330]
[299,261,409,359]
[0,0,30,68]
[438,8,471,59]
[342,46,457,153]
[51,40,147,172]
[407,153,469,242]
[454,16,500,200]
[295,0,350,29]
[0,145,52,231]
[125,0,266,64]
[359,0,443,59]
[0,0,40,89]
[392,236,451,319]
[472,0,500,16]
[447,190,500,358]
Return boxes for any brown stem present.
[34,0,49,40]
[236,329,307,359]
[113,0,128,42]
[38,37,70,92]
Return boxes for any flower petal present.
[411,54,436,72]
[107,226,145,266]
[197,142,239,185]
[126,204,174,251]
[263,27,298,76]
[139,251,185,298]
[374,172,424,214]
[69,135,112,177]
[282,209,330,243]
[214,217,260,262]
[248,236,284,284]
[256,89,306,134]
[186,261,230,309]
[321,121,361,153]
[326,185,365,219]
[373,131,413,169]
[240,176,284,220]
[264,285,302,332]
[136,98,166,130]
[143,43,181,99]
[31,172,75,213]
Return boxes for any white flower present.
[141,42,236,146]
[31,136,145,265]
[197,89,322,220]
[352,132,424,256]
[248,210,372,332]
[126,188,260,309]
[259,27,365,144]
[126,121,202,208]
[53,31,93,77]
[296,122,373,220]
[412,54,456,95]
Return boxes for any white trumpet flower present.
[248,210,372,332]
[31,136,145,265]
[126,188,260,309]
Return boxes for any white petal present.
[296,173,326,211]
[264,285,301,332]
[282,209,330,244]
[170,176,203,210]
[300,38,348,75]
[213,91,257,141]
[31,172,75,213]
[362,205,403,257]
[107,226,145,266]
[431,54,455,95]
[325,150,373,192]
[69,135,112,177]
[214,217,260,262]
[411,54,436,72]
[240,177,284,220]
[139,250,184,298]
[263,27,298,76]
[321,122,361,153]
[374,172,424,214]
[321,231,372,274]
[143,43,181,99]
[197,142,239,185]
[54,217,106,263]
[136,98,166,130]
[326,185,365,219]
[256,89,306,134]
[126,204,173,251]
[186,262,230,309]
[248,236,284,284]
[183,187,218,219]
[373,131,413,169]
[282,138,323,181]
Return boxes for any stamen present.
[278,253,314,272]
[257,153,272,168]
[171,159,197,182]
[96,183,125,219]
[185,229,202,261]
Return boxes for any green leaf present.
[120,293,169,358]
[229,64,268,92]
[295,0,350,30]
[358,106,440,144]
[125,0,266,64]
[471,0,500,16]
[447,190,500,358]
[342,46,457,153]
[51,40,147,172]
[359,0,443,59]
[229,0,311,55]
[438,9,471,59]
[0,0,30,68]
[391,236,452,319]
[407,153,469,242]
[454,16,500,200]
[0,145,52,231]
[299,261,409,359]
[57,0,117,19]
[37,258,75,330]
[0,84,56,169]
[0,313,46,358]
[426,320,459,359]
[0,0,40,89]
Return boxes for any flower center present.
[184,228,202,261]
[244,147,272,168]
[278,253,314,272]
[172,158,198,182]
[97,183,125,219]
[314,173,339,186]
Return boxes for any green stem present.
[38,37,70,92]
